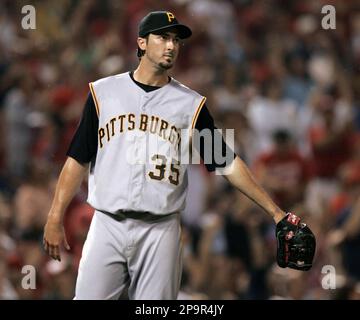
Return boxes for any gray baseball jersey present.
[88,72,206,215]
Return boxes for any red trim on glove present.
[287,213,300,226]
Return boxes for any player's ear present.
[137,37,147,51]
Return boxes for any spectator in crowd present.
[253,129,309,211]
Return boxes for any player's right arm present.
[43,93,99,261]
[43,158,88,261]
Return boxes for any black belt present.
[100,210,177,223]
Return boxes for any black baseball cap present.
[138,11,192,39]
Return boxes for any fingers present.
[43,239,61,261]
[43,238,48,252]
[63,237,71,251]
[52,245,61,261]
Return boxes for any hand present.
[43,216,70,261]
[276,213,316,271]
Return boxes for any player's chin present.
[159,62,173,70]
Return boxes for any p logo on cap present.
[138,11,192,39]
[166,12,175,22]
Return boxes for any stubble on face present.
[156,48,176,71]
[158,60,173,70]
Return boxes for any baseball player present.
[43,11,315,300]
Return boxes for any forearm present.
[224,157,285,223]
[48,157,88,222]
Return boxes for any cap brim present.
[141,24,192,39]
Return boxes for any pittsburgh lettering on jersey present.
[98,113,181,149]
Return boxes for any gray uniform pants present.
[74,210,182,300]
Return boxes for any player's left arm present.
[194,104,315,269]
[223,157,317,270]
[193,105,285,223]
[223,156,286,224]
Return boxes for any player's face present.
[145,31,180,70]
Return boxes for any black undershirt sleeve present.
[194,104,236,172]
[66,93,98,164]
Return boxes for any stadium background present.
[0,0,360,299]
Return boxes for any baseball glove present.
[276,213,316,271]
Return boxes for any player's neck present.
[134,63,170,87]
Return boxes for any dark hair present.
[137,46,145,58]
[137,35,149,59]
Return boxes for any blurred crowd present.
[1,0,360,300]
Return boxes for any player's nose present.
[166,37,178,50]
[166,40,175,51]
